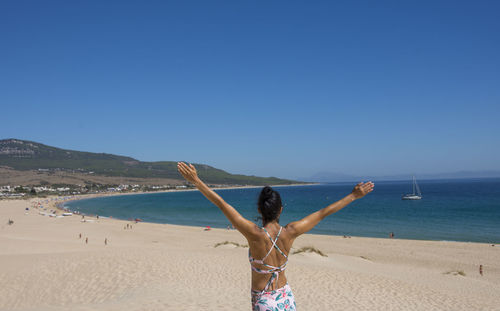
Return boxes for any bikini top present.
[248,226,288,293]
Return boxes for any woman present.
[177,162,374,310]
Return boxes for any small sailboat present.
[402,176,422,200]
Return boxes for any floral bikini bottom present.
[251,283,296,311]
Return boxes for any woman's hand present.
[177,162,200,184]
[351,182,374,200]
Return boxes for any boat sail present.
[402,176,422,200]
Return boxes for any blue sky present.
[1,1,499,180]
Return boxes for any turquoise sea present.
[65,178,500,243]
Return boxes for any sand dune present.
[1,198,499,310]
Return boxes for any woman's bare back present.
[248,222,294,291]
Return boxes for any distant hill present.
[0,139,300,186]
[304,170,500,183]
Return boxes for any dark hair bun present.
[258,186,282,224]
[262,186,273,196]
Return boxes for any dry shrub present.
[292,246,327,257]
[444,270,466,276]
[214,241,248,248]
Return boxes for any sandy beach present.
[1,198,499,311]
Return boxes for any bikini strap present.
[262,226,287,260]
[261,226,282,261]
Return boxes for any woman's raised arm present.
[177,162,260,239]
[286,182,374,239]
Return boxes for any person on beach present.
[177,162,374,310]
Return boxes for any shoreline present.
[54,182,315,213]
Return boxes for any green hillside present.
[0,139,300,185]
